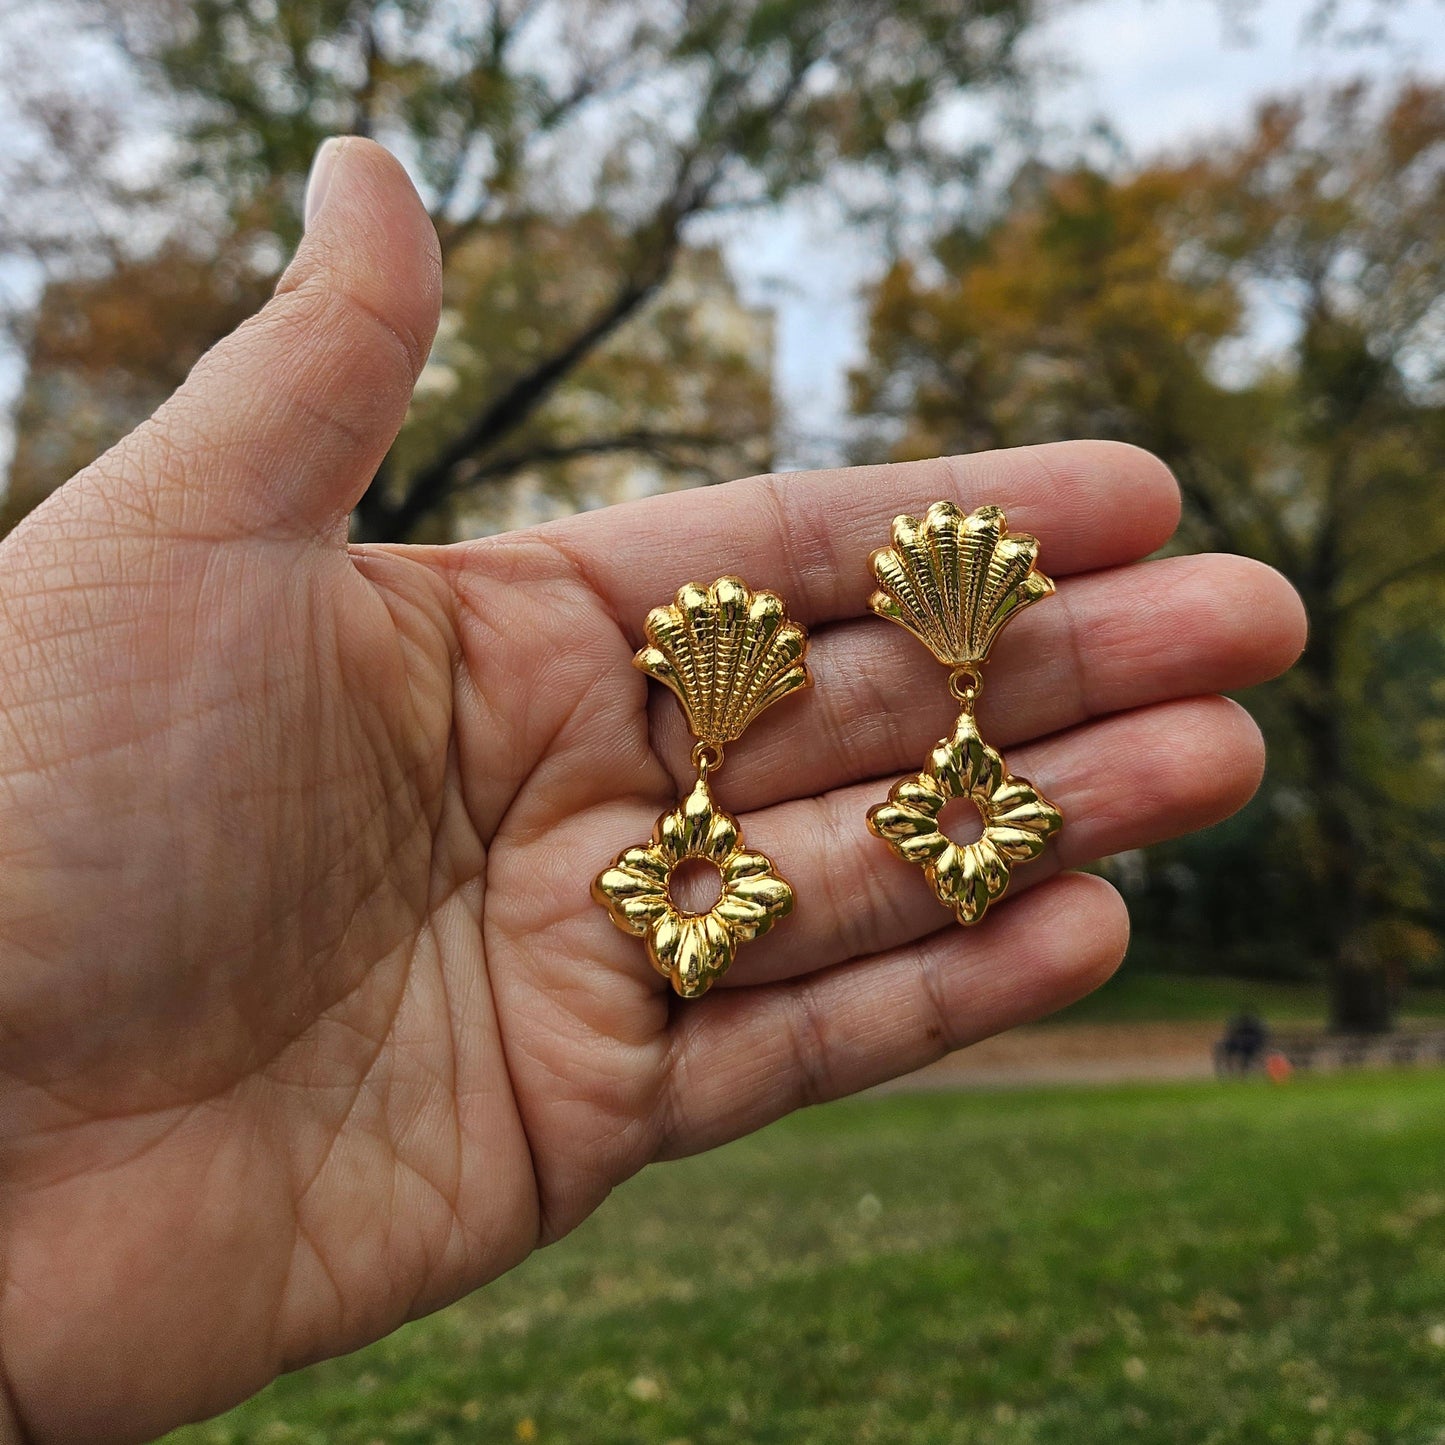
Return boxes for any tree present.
[2,0,1042,539]
[3,244,272,530]
[5,225,775,538]
[852,80,1445,1030]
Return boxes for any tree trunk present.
[1296,591,1393,1034]
[351,477,396,543]
[1330,963,1392,1035]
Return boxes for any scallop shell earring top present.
[593,577,811,997]
[866,503,1063,926]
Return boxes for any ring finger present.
[722,692,1265,987]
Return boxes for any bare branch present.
[458,428,742,488]
[378,254,679,539]
[1336,547,1445,615]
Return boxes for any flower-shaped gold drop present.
[868,713,1062,925]
[865,502,1064,926]
[593,777,794,997]
[593,576,811,996]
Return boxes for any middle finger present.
[649,551,1304,812]
[720,691,1267,989]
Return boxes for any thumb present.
[78,137,441,541]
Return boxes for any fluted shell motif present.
[869,502,1055,666]
[635,576,811,747]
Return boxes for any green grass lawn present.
[1051,969,1445,1026]
[168,1072,1445,1445]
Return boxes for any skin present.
[0,140,1308,1444]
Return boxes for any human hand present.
[0,140,1306,1443]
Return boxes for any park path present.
[888,1021,1221,1091]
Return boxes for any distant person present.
[1217,1009,1270,1075]
[0,138,1306,1442]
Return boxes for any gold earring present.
[865,503,1063,926]
[593,577,812,997]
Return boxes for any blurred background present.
[2,1,1444,1440]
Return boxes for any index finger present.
[534,440,1180,630]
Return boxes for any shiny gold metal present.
[866,502,1063,926]
[868,501,1055,666]
[593,576,811,997]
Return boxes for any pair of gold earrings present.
[592,501,1065,997]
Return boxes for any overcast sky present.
[2,0,1443,477]
[730,0,1445,469]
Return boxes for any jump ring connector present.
[948,665,984,709]
[691,741,724,778]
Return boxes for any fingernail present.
[304,137,345,231]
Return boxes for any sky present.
[2,0,1443,476]
[726,0,1445,469]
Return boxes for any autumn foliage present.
[853,81,1445,1027]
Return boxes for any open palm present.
[0,142,1306,1445]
